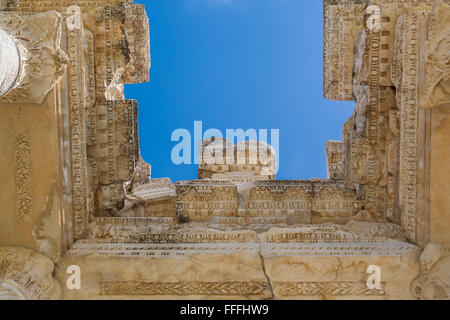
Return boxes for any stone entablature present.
[239,180,369,224]
[175,180,238,222]
[132,179,176,204]
[0,0,448,300]
[324,0,450,242]
[412,243,450,299]
[240,181,313,222]
[325,140,345,180]
[198,138,276,180]
[0,10,68,104]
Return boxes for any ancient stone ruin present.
[0,0,449,300]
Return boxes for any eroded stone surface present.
[0,0,449,300]
[0,247,61,300]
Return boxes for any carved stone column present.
[0,247,61,300]
[0,28,21,97]
[0,11,68,104]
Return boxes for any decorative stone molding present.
[420,2,450,109]
[176,180,239,222]
[412,243,450,300]
[0,11,68,104]
[0,247,61,300]
[325,140,345,180]
[276,281,386,297]
[0,0,448,300]
[15,133,32,224]
[323,0,368,100]
[100,280,271,297]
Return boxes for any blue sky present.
[125,0,354,181]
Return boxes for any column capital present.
[0,11,68,105]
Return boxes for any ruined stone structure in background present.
[0,0,448,300]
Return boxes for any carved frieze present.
[420,2,450,109]
[323,0,368,100]
[66,6,90,239]
[0,28,20,97]
[176,180,238,222]
[325,140,345,180]
[312,181,364,224]
[15,133,31,224]
[260,221,407,243]
[92,4,150,101]
[100,280,270,297]
[395,9,430,242]
[276,281,386,297]
[242,181,312,223]
[87,99,139,216]
[199,138,276,180]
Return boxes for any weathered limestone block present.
[325,140,345,180]
[259,221,408,243]
[87,100,139,186]
[120,178,177,220]
[420,2,450,109]
[211,172,271,183]
[240,181,312,223]
[88,217,174,241]
[92,3,150,100]
[0,0,132,12]
[87,99,140,216]
[327,1,449,241]
[1,0,449,301]
[138,197,177,219]
[262,241,420,299]
[130,156,152,190]
[96,183,126,216]
[0,88,69,261]
[412,243,450,300]
[176,180,238,222]
[391,6,433,243]
[202,216,290,232]
[65,5,91,240]
[132,178,175,199]
[56,244,271,300]
[0,247,61,300]
[86,226,258,244]
[311,181,365,224]
[0,0,152,244]
[323,0,368,100]
[199,138,276,180]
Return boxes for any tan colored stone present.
[0,247,61,300]
[0,0,449,301]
